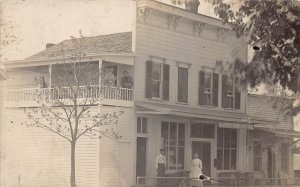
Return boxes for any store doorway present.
[192,141,211,177]
[136,137,147,184]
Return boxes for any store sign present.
[218,122,254,130]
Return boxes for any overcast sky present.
[0,0,216,61]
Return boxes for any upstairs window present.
[146,59,169,100]
[222,75,241,109]
[199,71,218,107]
[177,67,188,103]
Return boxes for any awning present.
[136,101,251,124]
[254,126,300,138]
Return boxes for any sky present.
[0,0,216,62]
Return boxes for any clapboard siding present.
[98,106,135,187]
[134,16,248,113]
[2,107,101,187]
[247,95,293,129]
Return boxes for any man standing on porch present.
[156,149,166,187]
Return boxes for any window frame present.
[280,142,289,172]
[203,72,213,106]
[177,66,189,103]
[253,141,262,172]
[151,62,163,99]
[216,128,237,171]
[222,75,240,109]
[161,121,185,171]
[137,117,148,135]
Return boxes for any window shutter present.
[222,75,227,108]
[162,64,170,101]
[145,60,153,98]
[235,77,241,109]
[213,73,219,107]
[199,71,205,105]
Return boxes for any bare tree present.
[17,35,123,187]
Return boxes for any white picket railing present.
[6,85,133,103]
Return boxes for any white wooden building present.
[1,1,299,187]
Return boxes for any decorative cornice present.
[216,28,227,42]
[193,21,206,36]
[137,7,152,23]
[167,15,181,30]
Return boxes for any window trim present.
[151,62,163,99]
[161,121,185,171]
[137,117,148,136]
[222,75,240,109]
[177,66,189,103]
[216,128,237,171]
[253,141,262,172]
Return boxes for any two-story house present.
[1,1,299,187]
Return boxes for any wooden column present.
[49,65,52,88]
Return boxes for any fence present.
[136,176,300,187]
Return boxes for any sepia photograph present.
[0,0,300,187]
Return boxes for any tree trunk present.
[70,141,76,187]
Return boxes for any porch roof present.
[27,32,132,61]
[136,102,250,123]
[254,127,300,138]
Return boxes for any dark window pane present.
[203,124,214,138]
[152,81,160,97]
[170,123,177,145]
[137,117,141,133]
[178,147,185,170]
[217,128,224,147]
[178,67,188,103]
[161,122,169,145]
[152,63,161,80]
[169,146,176,170]
[217,149,223,170]
[142,118,147,133]
[224,149,230,170]
[230,129,237,148]
[231,149,237,170]
[178,124,185,146]
[224,129,231,148]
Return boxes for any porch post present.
[99,59,103,86]
[49,65,52,88]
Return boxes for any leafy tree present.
[15,35,123,187]
[172,0,300,114]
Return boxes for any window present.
[222,75,241,109]
[217,128,237,170]
[177,67,188,103]
[199,71,218,107]
[190,123,214,138]
[280,143,289,172]
[137,117,148,134]
[253,141,262,171]
[145,59,170,100]
[161,122,185,170]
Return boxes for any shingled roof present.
[27,32,132,60]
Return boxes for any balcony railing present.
[6,85,133,104]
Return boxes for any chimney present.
[185,0,200,14]
[46,43,55,49]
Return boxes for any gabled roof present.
[27,32,132,61]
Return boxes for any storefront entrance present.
[136,137,147,184]
[192,141,211,177]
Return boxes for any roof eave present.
[3,52,135,69]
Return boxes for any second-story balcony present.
[6,85,133,108]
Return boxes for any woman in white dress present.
[190,153,203,187]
